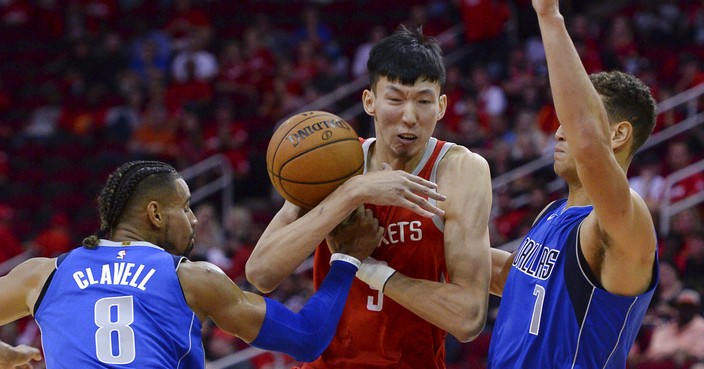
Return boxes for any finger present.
[412,185,446,202]
[400,197,444,218]
[402,173,439,190]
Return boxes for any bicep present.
[179,262,265,342]
[576,154,654,252]
[439,150,492,288]
[0,258,54,325]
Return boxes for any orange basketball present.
[267,111,364,209]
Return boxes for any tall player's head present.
[83,160,197,256]
[553,71,657,181]
[362,25,447,161]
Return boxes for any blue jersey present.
[488,199,658,369]
[35,240,204,368]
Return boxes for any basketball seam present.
[269,112,328,175]
[276,137,362,173]
[278,170,361,208]
[267,161,363,184]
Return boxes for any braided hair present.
[82,161,180,248]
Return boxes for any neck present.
[111,225,151,244]
[368,139,426,172]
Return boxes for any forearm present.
[249,259,358,362]
[383,274,488,342]
[247,187,360,292]
[537,11,609,145]
[489,248,513,296]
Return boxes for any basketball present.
[266,111,364,209]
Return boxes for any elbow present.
[293,348,324,364]
[292,334,331,363]
[245,262,278,293]
[452,308,488,343]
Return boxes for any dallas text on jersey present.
[512,236,560,280]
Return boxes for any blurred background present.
[0,0,703,368]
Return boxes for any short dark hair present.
[589,71,657,157]
[83,161,180,248]
[367,25,445,91]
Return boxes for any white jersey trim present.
[177,312,198,369]
[361,137,449,232]
[98,239,164,250]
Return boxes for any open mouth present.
[398,133,417,143]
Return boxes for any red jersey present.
[304,137,453,369]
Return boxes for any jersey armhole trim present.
[33,268,57,316]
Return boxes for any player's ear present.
[147,201,162,228]
[611,121,632,151]
[362,89,375,116]
[437,94,447,121]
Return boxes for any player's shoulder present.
[178,259,228,282]
[439,144,490,172]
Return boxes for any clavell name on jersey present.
[511,236,560,280]
[72,262,156,291]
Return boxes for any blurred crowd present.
[1,0,704,368]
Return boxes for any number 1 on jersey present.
[529,284,545,335]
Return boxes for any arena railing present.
[180,153,234,222]
[659,158,704,236]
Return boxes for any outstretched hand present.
[349,163,446,218]
[326,206,384,261]
[0,342,42,369]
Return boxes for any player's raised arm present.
[534,0,657,295]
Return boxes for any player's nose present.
[554,125,565,141]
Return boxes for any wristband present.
[356,257,397,293]
[330,253,361,269]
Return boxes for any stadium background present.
[0,0,703,368]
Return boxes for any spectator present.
[674,53,704,94]
[28,213,73,258]
[241,26,276,94]
[165,58,213,115]
[104,87,144,142]
[0,204,23,268]
[509,109,547,165]
[601,15,640,73]
[163,0,213,52]
[679,230,704,292]
[170,37,218,84]
[664,140,704,203]
[292,6,333,55]
[457,0,511,76]
[127,100,179,161]
[629,151,667,220]
[223,205,255,283]
[203,101,250,177]
[351,25,386,78]
[215,41,258,109]
[470,65,508,126]
[22,83,63,142]
[654,262,685,309]
[633,289,704,369]
[129,32,171,85]
[190,203,228,270]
